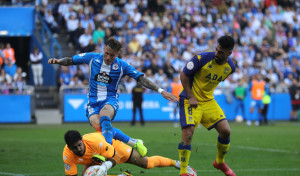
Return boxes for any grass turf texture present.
[0,122,299,176]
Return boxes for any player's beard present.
[215,56,227,64]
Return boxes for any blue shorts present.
[86,98,119,120]
[250,100,264,110]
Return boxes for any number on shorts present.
[188,107,193,115]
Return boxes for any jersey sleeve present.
[72,53,100,65]
[183,55,201,77]
[121,59,144,80]
[63,147,78,175]
[85,133,116,159]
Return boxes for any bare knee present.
[220,128,231,139]
[181,126,195,145]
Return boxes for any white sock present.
[128,138,138,146]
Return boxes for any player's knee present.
[221,128,231,139]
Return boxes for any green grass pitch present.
[0,121,299,176]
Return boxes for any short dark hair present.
[217,35,235,51]
[64,130,82,146]
[105,37,122,52]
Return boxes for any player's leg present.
[127,149,177,169]
[214,120,235,176]
[111,127,147,156]
[178,99,199,175]
[99,104,115,144]
[214,120,231,164]
[178,126,194,175]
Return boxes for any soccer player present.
[63,130,191,176]
[178,36,236,176]
[49,37,178,157]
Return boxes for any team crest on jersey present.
[224,67,230,74]
[208,64,212,69]
[95,72,112,84]
[113,63,119,70]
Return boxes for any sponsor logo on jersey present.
[205,73,223,82]
[113,63,119,70]
[95,72,112,84]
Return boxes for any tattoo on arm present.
[137,76,159,91]
[59,57,73,66]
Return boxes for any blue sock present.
[100,116,113,144]
[112,127,130,143]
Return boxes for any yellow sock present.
[216,137,230,164]
[146,156,172,169]
[178,143,191,175]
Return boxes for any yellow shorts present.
[112,139,133,163]
[179,98,226,130]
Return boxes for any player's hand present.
[48,58,60,64]
[188,97,198,108]
[161,91,179,102]
[95,165,108,176]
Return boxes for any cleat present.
[180,174,189,176]
[213,160,236,176]
[133,139,147,157]
[121,170,133,176]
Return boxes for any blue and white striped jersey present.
[72,53,143,103]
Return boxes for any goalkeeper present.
[63,130,192,176]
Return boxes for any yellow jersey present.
[180,52,235,102]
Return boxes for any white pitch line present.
[196,143,299,154]
[0,172,25,176]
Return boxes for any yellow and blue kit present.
[179,52,235,130]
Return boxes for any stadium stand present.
[0,0,299,123]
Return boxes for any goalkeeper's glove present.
[96,161,113,176]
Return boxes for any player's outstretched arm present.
[137,76,178,102]
[48,57,73,66]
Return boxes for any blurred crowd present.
[1,0,300,97]
[0,42,29,94]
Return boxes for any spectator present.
[66,13,79,47]
[3,43,16,64]
[4,58,17,82]
[60,66,71,87]
[44,9,59,37]
[30,48,43,86]
[92,25,105,45]
[78,29,92,53]
[0,68,11,85]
